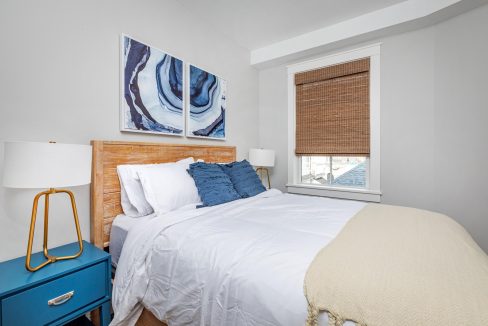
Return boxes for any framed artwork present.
[120,35,184,135]
[187,64,226,140]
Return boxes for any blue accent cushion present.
[221,160,266,198]
[187,162,241,207]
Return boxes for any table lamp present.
[2,141,92,272]
[249,148,275,189]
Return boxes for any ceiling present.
[178,0,407,50]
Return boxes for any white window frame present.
[286,44,382,202]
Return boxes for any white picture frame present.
[186,63,227,140]
[120,34,185,136]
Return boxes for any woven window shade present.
[295,58,370,156]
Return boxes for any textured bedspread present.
[304,204,488,326]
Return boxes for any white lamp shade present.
[249,148,275,167]
[3,141,92,189]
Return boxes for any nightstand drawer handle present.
[48,291,74,306]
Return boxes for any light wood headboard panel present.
[90,140,236,249]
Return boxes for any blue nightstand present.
[0,241,111,326]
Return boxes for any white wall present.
[258,5,488,252]
[0,0,259,261]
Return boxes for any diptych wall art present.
[121,35,184,135]
[187,65,227,140]
[120,35,226,139]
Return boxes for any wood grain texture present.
[91,141,105,249]
[90,140,237,249]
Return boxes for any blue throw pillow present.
[187,162,241,207]
[221,160,266,198]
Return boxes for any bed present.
[91,140,488,326]
[91,140,361,326]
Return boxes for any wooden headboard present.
[90,140,236,249]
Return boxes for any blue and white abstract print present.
[188,65,226,139]
[121,35,184,135]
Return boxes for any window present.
[301,156,367,188]
[287,45,381,202]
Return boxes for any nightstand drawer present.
[1,261,107,326]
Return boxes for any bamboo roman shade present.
[295,58,370,156]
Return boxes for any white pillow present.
[137,159,200,214]
[119,184,140,217]
[117,157,194,217]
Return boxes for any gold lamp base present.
[256,167,271,189]
[26,188,84,272]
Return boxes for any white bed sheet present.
[110,214,153,267]
[110,203,201,267]
[111,189,366,326]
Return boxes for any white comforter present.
[111,190,365,326]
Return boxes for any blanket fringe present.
[306,305,349,326]
[327,312,344,326]
[306,304,319,326]
[305,304,367,326]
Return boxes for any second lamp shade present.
[249,148,275,167]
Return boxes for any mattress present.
[111,189,366,325]
[109,213,153,267]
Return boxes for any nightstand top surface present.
[0,241,110,296]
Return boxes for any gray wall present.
[0,0,259,261]
[258,5,488,251]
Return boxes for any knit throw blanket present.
[304,204,488,326]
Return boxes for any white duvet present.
[111,190,365,326]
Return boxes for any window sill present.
[286,183,382,202]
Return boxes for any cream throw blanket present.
[304,204,488,326]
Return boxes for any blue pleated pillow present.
[187,162,241,207]
[221,160,266,198]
